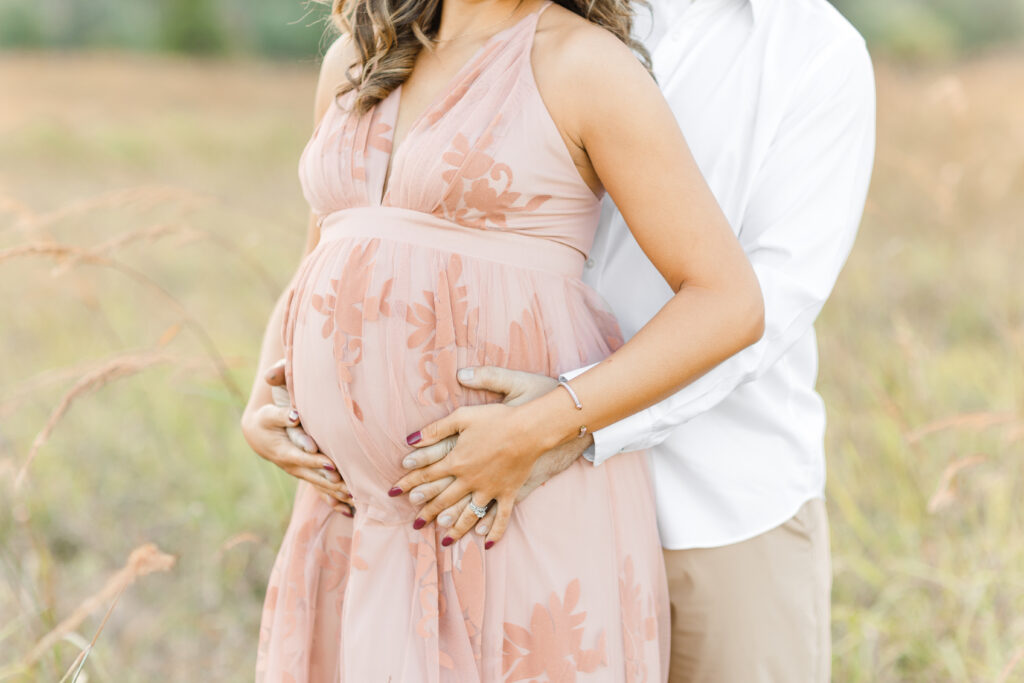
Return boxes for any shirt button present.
[585,258,596,269]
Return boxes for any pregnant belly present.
[280,229,622,515]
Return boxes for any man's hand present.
[241,359,354,516]
[394,367,591,546]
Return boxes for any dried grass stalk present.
[906,412,1021,443]
[1,237,244,403]
[48,222,207,276]
[927,454,987,514]
[23,543,176,669]
[0,242,89,265]
[216,532,263,561]
[996,645,1024,683]
[16,185,212,238]
[14,352,173,491]
[0,348,214,420]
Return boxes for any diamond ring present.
[468,500,489,518]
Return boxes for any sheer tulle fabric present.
[255,3,670,681]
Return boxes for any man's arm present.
[569,35,877,465]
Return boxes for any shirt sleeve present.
[573,35,878,466]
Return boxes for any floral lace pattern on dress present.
[435,123,552,229]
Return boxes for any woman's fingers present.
[298,468,350,500]
[436,494,471,530]
[258,402,301,430]
[409,475,455,506]
[412,480,470,528]
[402,435,457,470]
[319,491,354,517]
[282,448,336,474]
[264,358,287,385]
[293,459,347,494]
[318,467,342,484]
[484,497,515,548]
[474,505,498,537]
[405,407,469,449]
[290,462,350,500]
[314,468,351,498]
[443,493,493,545]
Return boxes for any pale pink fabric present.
[255,3,670,681]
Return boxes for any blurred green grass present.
[0,49,1022,681]
[1,0,1023,61]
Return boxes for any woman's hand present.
[241,359,354,516]
[394,367,589,546]
[391,404,547,548]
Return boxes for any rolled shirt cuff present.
[588,411,652,466]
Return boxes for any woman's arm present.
[392,21,764,544]
[239,35,355,508]
[243,33,351,408]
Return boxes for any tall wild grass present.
[0,49,1021,681]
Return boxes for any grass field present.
[0,48,1022,681]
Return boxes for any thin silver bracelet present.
[557,379,582,409]
[557,380,589,438]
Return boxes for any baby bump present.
[283,236,624,509]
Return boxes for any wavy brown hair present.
[313,0,652,114]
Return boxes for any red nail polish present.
[323,463,336,471]
[441,536,453,547]
[485,540,495,550]
[288,409,299,422]
[406,431,422,445]
[388,487,403,497]
[342,508,353,518]
[413,518,426,530]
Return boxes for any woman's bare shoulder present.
[532,4,657,141]
[533,4,649,85]
[312,34,356,124]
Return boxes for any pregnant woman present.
[245,0,764,679]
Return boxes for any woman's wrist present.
[512,387,585,455]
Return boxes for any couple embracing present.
[240,0,875,679]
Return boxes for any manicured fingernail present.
[413,518,426,530]
[441,536,454,547]
[409,491,424,504]
[485,540,495,550]
[406,431,421,445]
[322,462,336,471]
[288,409,299,422]
[402,457,416,468]
[388,487,403,497]
[457,368,474,382]
[341,508,353,518]
[438,514,453,527]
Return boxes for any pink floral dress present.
[255,3,670,681]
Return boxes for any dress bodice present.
[297,0,603,258]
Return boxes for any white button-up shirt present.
[564,0,877,549]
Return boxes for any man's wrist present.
[576,432,595,460]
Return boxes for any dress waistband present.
[318,206,585,279]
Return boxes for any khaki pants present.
[663,498,832,683]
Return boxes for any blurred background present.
[1,0,1021,681]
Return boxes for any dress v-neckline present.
[376,1,551,205]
